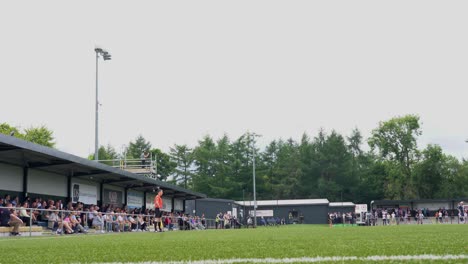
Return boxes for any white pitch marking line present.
[87,254,468,264]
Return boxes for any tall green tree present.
[210,135,236,198]
[170,144,194,188]
[23,126,55,148]
[436,156,468,198]
[229,134,254,200]
[151,148,176,181]
[312,130,352,201]
[260,140,280,199]
[413,144,444,198]
[347,128,363,180]
[368,114,421,199]
[274,138,303,199]
[88,144,119,163]
[192,135,218,195]
[126,135,152,159]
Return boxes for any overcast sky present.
[1,1,468,159]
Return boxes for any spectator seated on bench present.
[71,211,87,234]
[92,212,104,233]
[61,214,75,234]
[138,215,148,231]
[164,215,173,231]
[47,208,60,231]
[193,216,205,230]
[1,203,23,236]
[127,214,137,231]
[19,202,36,226]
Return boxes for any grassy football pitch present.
[0,225,467,263]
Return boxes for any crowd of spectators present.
[0,194,212,236]
[214,212,242,229]
[328,212,357,225]
[2,194,465,236]
[366,206,467,225]
[330,204,467,227]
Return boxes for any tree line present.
[85,114,468,203]
[2,115,467,203]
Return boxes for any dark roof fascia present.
[0,134,206,198]
[371,198,467,205]
[197,198,235,203]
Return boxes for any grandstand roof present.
[0,133,206,199]
[235,199,330,206]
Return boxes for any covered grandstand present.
[0,133,205,211]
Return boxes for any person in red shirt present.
[153,188,163,232]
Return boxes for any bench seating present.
[0,226,43,237]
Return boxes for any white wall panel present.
[28,169,67,197]
[0,163,23,191]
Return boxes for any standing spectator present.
[215,214,220,229]
[141,150,150,168]
[247,216,253,228]
[224,213,231,228]
[417,210,424,225]
[457,201,465,224]
[201,214,206,227]
[219,213,224,229]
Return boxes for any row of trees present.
[2,115,467,203]
[87,115,467,203]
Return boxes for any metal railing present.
[2,207,466,237]
[0,207,223,237]
[98,156,157,176]
[332,216,467,226]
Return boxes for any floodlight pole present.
[94,47,111,161]
[95,50,99,161]
[251,133,260,228]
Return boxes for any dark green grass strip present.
[0,225,466,263]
